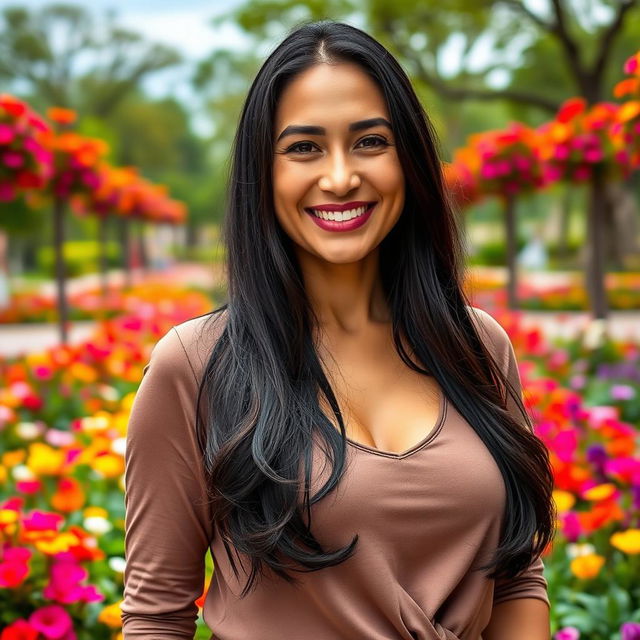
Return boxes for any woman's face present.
[272,62,405,265]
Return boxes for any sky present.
[0,0,247,61]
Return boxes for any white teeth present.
[310,205,369,221]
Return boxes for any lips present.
[305,202,376,232]
[305,200,376,213]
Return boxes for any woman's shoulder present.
[466,305,512,365]
[146,308,229,385]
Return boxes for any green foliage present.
[36,240,120,278]
[0,4,182,117]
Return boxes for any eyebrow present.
[276,117,392,142]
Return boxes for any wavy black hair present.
[195,19,555,598]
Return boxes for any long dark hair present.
[195,20,555,598]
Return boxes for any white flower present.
[83,516,113,536]
[111,437,126,456]
[15,422,43,440]
[12,465,36,481]
[99,385,120,402]
[566,542,595,558]
[108,556,127,574]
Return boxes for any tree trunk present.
[53,196,69,345]
[557,186,573,264]
[98,214,109,301]
[137,220,148,274]
[119,217,132,290]
[504,194,518,310]
[586,168,609,320]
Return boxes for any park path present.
[1,264,638,359]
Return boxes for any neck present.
[296,246,391,334]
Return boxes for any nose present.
[318,151,361,195]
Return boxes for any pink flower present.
[611,384,636,401]
[2,151,24,168]
[28,605,73,639]
[555,627,580,640]
[583,148,603,163]
[0,123,14,144]
[0,182,15,201]
[624,55,639,75]
[15,480,42,494]
[560,511,582,542]
[23,510,64,532]
[621,622,640,640]
[480,163,498,179]
[43,556,102,604]
[573,165,591,181]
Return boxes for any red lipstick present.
[305,201,376,232]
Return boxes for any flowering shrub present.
[0,95,52,203]
[0,285,215,638]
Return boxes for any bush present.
[36,241,121,278]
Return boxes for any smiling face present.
[272,62,405,266]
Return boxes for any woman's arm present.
[483,597,550,640]
[471,309,552,637]
[121,327,214,639]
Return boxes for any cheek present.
[375,157,404,198]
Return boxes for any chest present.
[317,330,443,455]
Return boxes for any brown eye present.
[286,141,317,154]
[357,135,388,148]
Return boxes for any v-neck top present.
[121,306,550,639]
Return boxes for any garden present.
[1,2,640,639]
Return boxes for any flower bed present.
[1,299,639,639]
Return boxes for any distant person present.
[121,21,555,640]
[519,228,549,271]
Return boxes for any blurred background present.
[1,2,640,639]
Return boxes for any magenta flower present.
[23,510,64,532]
[555,627,580,640]
[0,182,15,201]
[43,560,89,604]
[29,604,73,639]
[0,123,14,144]
[621,622,640,640]
[610,384,636,401]
[2,150,24,168]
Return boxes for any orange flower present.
[570,553,606,579]
[51,477,85,513]
[47,107,77,124]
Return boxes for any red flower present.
[0,619,39,640]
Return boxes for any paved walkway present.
[1,264,638,359]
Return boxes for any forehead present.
[274,62,389,129]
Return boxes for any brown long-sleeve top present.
[121,306,550,639]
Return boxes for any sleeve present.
[121,327,214,638]
[492,326,550,609]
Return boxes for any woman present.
[122,20,556,640]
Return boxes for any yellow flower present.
[27,443,66,476]
[0,509,18,525]
[93,453,125,479]
[582,483,617,501]
[83,506,109,519]
[552,489,575,512]
[570,553,606,579]
[68,361,98,384]
[120,392,137,413]
[0,465,6,484]
[610,529,640,555]
[34,531,80,555]
[98,600,123,628]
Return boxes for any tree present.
[0,4,182,118]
